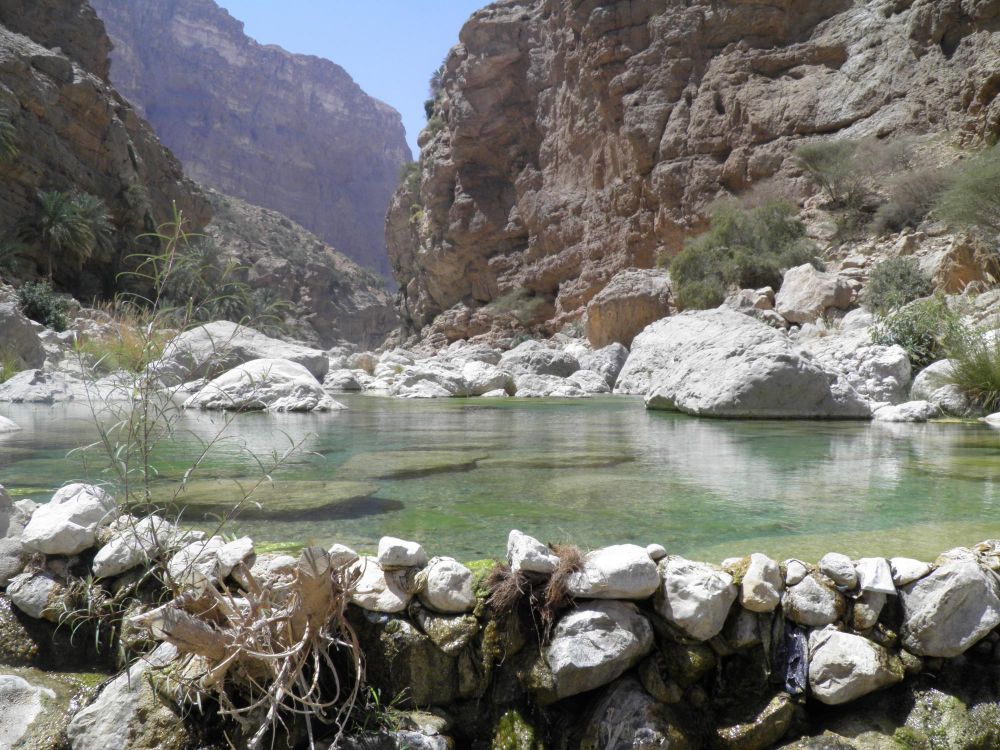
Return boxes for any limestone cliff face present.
[205,191,397,349]
[91,0,412,279]
[0,0,210,297]
[388,0,1000,343]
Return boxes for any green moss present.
[492,710,544,750]
[893,727,930,749]
[255,540,306,556]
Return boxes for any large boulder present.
[543,601,653,701]
[500,341,579,378]
[389,362,467,398]
[566,544,661,600]
[578,343,629,388]
[618,309,870,418]
[183,358,343,412]
[910,360,955,401]
[349,558,412,613]
[656,556,737,640]
[775,264,855,325]
[513,373,588,398]
[21,484,116,555]
[801,331,911,404]
[899,558,1000,657]
[585,268,674,348]
[782,573,846,627]
[151,321,329,386]
[0,299,46,370]
[807,629,904,705]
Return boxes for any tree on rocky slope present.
[17,190,96,279]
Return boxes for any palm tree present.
[17,190,95,279]
[71,192,116,263]
[0,107,17,163]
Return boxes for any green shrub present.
[795,140,865,207]
[399,161,421,194]
[484,288,548,324]
[17,280,70,331]
[863,257,932,315]
[944,331,1000,413]
[669,200,822,310]
[0,107,18,162]
[935,144,1000,233]
[871,295,964,370]
[425,115,445,139]
[872,167,949,234]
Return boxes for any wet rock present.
[873,400,940,422]
[783,574,846,627]
[415,557,474,614]
[21,483,116,556]
[378,536,428,569]
[410,606,479,655]
[715,692,795,750]
[507,530,559,574]
[807,629,904,705]
[513,373,587,398]
[638,654,684,704]
[656,556,737,640]
[543,601,653,701]
[567,369,612,394]
[740,553,783,613]
[461,360,512,396]
[151,321,329,385]
[660,640,716,686]
[0,673,55,748]
[349,558,412,613]
[183,358,342,412]
[900,559,1000,657]
[623,310,870,418]
[578,677,691,750]
[566,544,661,600]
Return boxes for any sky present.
[218,1,486,156]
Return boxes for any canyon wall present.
[388,0,1000,344]
[92,0,412,279]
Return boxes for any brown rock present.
[92,0,411,278]
[388,0,1000,343]
[585,268,673,348]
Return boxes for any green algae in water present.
[5,396,1000,562]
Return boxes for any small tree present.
[17,190,95,278]
[795,140,864,207]
[935,145,1000,234]
[72,192,116,263]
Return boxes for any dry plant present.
[132,546,363,750]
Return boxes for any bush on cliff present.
[669,200,821,310]
[17,280,69,331]
[935,144,1000,234]
[871,295,964,370]
[872,167,949,234]
[863,257,932,315]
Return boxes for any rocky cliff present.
[388,0,1000,344]
[205,191,396,348]
[91,0,412,279]
[0,0,211,297]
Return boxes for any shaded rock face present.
[92,0,412,278]
[0,0,210,297]
[388,0,1000,342]
[204,192,397,348]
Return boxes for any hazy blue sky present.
[218,1,485,157]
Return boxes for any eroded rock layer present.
[91,0,412,278]
[388,0,1000,342]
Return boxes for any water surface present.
[2,395,1000,563]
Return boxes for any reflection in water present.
[2,396,1000,562]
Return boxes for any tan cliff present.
[91,0,412,279]
[387,0,1000,346]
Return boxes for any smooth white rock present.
[217,536,256,576]
[416,556,475,613]
[873,400,940,422]
[166,536,226,590]
[855,557,897,594]
[646,543,667,562]
[328,544,360,568]
[740,553,783,613]
[92,516,177,578]
[566,369,612,395]
[578,343,629,388]
[507,529,559,574]
[183,358,342,412]
[782,574,845,627]
[461,360,512,396]
[513,373,588,398]
[349,557,411,613]
[784,559,809,586]
[808,629,903,705]
[378,536,428,569]
[890,557,932,586]
[21,483,116,555]
[910,360,955,401]
[565,544,660,600]
[7,572,62,621]
[499,341,579,378]
[818,553,858,588]
[656,556,737,641]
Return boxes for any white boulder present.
[565,544,661,600]
[578,343,629,388]
[500,341,579,377]
[513,373,588,398]
[507,530,559,574]
[655,556,737,640]
[416,557,475,613]
[378,536,428,569]
[890,557,932,586]
[349,557,411,613]
[461,360,512,396]
[183,358,343,412]
[782,573,846,627]
[855,557,896,594]
[7,572,63,621]
[740,553,783,613]
[775,264,855,324]
[873,400,940,422]
[808,629,903,705]
[92,516,178,578]
[818,553,858,588]
[21,483,116,555]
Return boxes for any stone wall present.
[4,481,1000,748]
